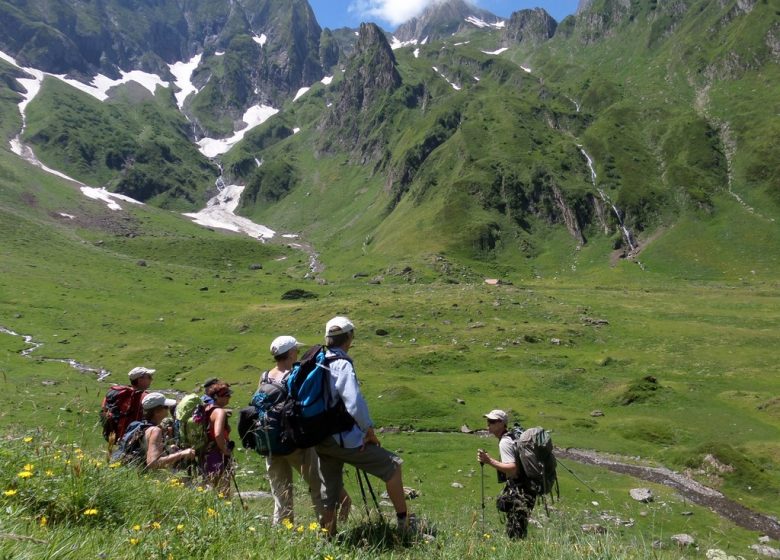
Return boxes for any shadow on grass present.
[338,516,436,552]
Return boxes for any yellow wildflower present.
[129,538,140,545]
[483,533,492,539]
[248,527,256,532]
[133,524,141,531]
[17,471,33,479]
[218,492,225,499]
[83,509,99,516]
[308,522,320,532]
[176,524,185,532]
[282,519,294,530]
[40,516,48,527]
[325,555,334,560]
[207,508,218,518]
[197,486,205,493]
[151,521,161,529]
[45,470,54,476]
[296,525,304,533]
[4,489,18,497]
[23,464,34,472]
[109,462,121,469]
[23,436,33,443]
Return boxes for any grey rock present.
[681,511,693,516]
[136,259,147,267]
[451,482,464,489]
[652,540,665,549]
[671,534,695,547]
[630,488,653,503]
[591,410,605,417]
[750,544,780,558]
[456,398,465,405]
[460,424,472,433]
[550,338,561,345]
[759,536,771,544]
[249,263,263,270]
[375,328,389,336]
[581,524,606,534]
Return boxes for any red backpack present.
[100,385,144,441]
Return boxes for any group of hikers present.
[101,316,554,540]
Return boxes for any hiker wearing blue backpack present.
[312,317,412,536]
[259,336,351,526]
[477,409,538,539]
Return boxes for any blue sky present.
[309,0,580,31]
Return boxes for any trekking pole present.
[228,458,247,510]
[557,458,597,493]
[355,467,372,518]
[480,457,486,534]
[361,469,381,513]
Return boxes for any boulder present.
[591,410,605,417]
[249,263,263,270]
[460,425,472,433]
[451,482,464,489]
[629,488,653,503]
[750,545,780,558]
[671,534,695,547]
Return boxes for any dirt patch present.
[558,447,780,539]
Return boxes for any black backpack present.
[110,420,153,466]
[281,345,355,448]
[508,425,559,498]
[239,371,296,456]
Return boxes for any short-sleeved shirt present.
[499,434,517,465]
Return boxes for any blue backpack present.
[282,345,355,448]
[243,371,296,457]
[110,420,153,466]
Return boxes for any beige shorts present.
[316,436,403,509]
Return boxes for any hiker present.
[202,382,234,493]
[262,335,351,525]
[202,377,220,405]
[101,366,156,443]
[314,317,411,536]
[477,409,537,539]
[142,393,196,469]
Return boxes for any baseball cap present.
[203,377,219,389]
[484,409,508,424]
[142,392,176,410]
[270,335,303,357]
[128,366,156,380]
[325,316,354,336]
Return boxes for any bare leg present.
[337,488,352,523]
[385,466,407,515]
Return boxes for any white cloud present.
[350,0,478,26]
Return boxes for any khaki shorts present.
[316,436,403,509]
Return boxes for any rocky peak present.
[393,0,501,43]
[503,8,557,45]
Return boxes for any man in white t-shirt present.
[477,409,537,539]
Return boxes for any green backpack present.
[174,393,212,453]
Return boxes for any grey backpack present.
[510,426,558,497]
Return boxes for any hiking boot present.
[397,513,418,535]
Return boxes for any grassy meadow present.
[2,141,780,557]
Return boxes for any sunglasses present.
[487,419,501,425]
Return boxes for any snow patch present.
[293,127,301,134]
[481,47,509,56]
[215,51,225,56]
[81,187,143,211]
[473,76,480,81]
[413,48,420,58]
[465,16,505,29]
[321,75,333,85]
[169,53,202,110]
[253,34,267,46]
[453,41,470,46]
[390,36,418,50]
[432,67,461,91]
[184,184,275,240]
[293,87,310,101]
[59,213,76,219]
[196,104,278,158]
[521,65,532,73]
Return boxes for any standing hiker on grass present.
[142,393,197,469]
[314,316,412,536]
[261,335,351,525]
[477,409,538,539]
[202,382,234,494]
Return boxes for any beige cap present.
[484,409,508,424]
[128,366,156,380]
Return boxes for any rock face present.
[503,9,558,46]
[318,22,401,164]
[393,0,501,43]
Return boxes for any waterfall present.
[578,146,638,254]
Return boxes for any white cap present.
[325,316,355,336]
[128,366,156,380]
[484,409,508,424]
[142,392,176,410]
[270,335,302,357]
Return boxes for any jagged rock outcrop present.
[503,9,557,46]
[393,0,502,43]
[318,23,401,164]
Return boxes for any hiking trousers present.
[266,447,323,525]
[500,484,537,539]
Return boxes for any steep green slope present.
[21,77,217,210]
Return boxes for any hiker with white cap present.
[258,335,352,525]
[100,366,157,444]
[141,392,197,469]
[314,316,412,536]
[477,409,537,539]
